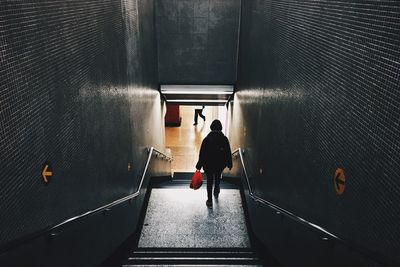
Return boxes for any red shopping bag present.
[190,170,203,190]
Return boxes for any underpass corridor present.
[1,1,399,266]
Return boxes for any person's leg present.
[199,110,206,121]
[193,109,199,125]
[214,172,221,197]
[206,171,213,207]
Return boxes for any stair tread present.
[131,253,256,259]
[124,247,262,266]
[128,257,259,261]
[125,259,261,264]
[134,247,255,252]
[152,180,238,189]
[122,264,263,267]
[132,251,256,255]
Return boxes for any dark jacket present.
[196,130,232,172]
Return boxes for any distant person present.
[193,105,206,125]
[196,120,232,208]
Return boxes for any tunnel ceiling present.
[155,0,241,84]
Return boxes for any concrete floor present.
[138,188,250,248]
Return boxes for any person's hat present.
[210,120,222,131]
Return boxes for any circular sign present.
[334,168,345,195]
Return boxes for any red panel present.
[165,104,181,126]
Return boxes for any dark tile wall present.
[155,0,241,84]
[0,0,164,246]
[230,0,400,264]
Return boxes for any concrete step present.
[124,247,262,266]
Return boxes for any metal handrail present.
[232,147,397,266]
[52,147,172,229]
[0,146,172,254]
[233,147,340,239]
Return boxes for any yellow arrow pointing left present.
[42,164,53,183]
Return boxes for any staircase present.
[122,247,263,266]
[113,173,265,266]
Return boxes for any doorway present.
[165,105,227,173]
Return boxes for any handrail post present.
[237,148,253,196]
[137,147,155,195]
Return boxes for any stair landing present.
[138,188,250,248]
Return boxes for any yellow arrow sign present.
[42,164,53,183]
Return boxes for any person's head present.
[210,119,222,131]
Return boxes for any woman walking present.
[196,120,232,208]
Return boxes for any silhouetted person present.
[196,120,232,208]
[193,106,206,125]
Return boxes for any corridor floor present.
[137,188,250,248]
[165,106,228,173]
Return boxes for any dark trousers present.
[205,171,221,201]
[194,109,205,123]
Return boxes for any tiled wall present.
[0,0,163,247]
[231,0,400,264]
[155,0,241,84]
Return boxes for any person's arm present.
[225,137,233,169]
[196,139,206,170]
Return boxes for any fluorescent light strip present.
[167,99,227,103]
[161,90,232,95]
[161,85,233,90]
